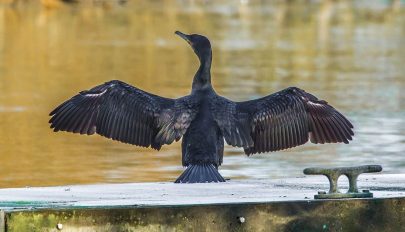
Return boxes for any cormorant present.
[49,31,354,183]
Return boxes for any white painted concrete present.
[0,174,403,210]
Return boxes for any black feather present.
[49,80,196,149]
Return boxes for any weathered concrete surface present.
[0,174,404,209]
[0,174,404,231]
[4,198,405,232]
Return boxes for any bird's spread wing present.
[49,80,197,150]
[211,87,354,155]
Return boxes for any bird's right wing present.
[49,80,198,150]
[211,87,354,155]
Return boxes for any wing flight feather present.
[211,87,354,155]
[49,80,197,150]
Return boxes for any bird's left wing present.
[49,80,198,150]
[211,87,354,155]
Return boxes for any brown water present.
[0,0,404,187]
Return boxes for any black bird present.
[49,31,354,183]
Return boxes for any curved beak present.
[175,31,192,45]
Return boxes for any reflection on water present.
[0,1,404,187]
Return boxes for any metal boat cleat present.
[304,165,382,199]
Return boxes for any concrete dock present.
[0,174,404,231]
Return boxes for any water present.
[0,0,404,187]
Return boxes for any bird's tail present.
[174,164,226,183]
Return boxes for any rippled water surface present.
[0,0,404,187]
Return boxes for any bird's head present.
[175,31,212,63]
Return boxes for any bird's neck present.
[192,51,212,91]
